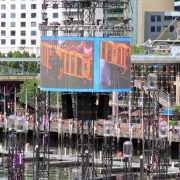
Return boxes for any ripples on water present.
[0,163,71,179]
[0,133,179,179]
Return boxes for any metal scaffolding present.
[7,131,25,180]
[102,136,114,179]
[143,76,169,179]
[78,120,95,179]
[40,1,132,179]
[40,0,132,36]
[33,89,50,180]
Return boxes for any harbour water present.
[0,132,179,179]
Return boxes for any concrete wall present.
[137,0,174,44]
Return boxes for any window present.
[10,22,16,27]
[21,22,26,27]
[53,13,58,18]
[31,40,36,45]
[164,16,172,21]
[151,26,155,32]
[170,26,174,32]
[1,31,6,36]
[42,31,47,36]
[11,31,16,36]
[157,15,161,22]
[31,30,36,36]
[1,22,6,27]
[31,22,36,27]
[11,13,16,18]
[21,13,26,18]
[21,4,26,9]
[175,6,180,11]
[1,13,6,18]
[151,15,155,22]
[1,39,6,45]
[1,4,6,9]
[21,40,26,45]
[31,13,36,18]
[21,31,26,36]
[11,4,16,9]
[157,26,161,32]
[53,30,58,36]
[11,39,16,45]
[31,4,36,9]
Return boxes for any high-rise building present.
[0,0,64,55]
[131,0,174,45]
[0,1,126,55]
[0,0,41,55]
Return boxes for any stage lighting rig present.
[40,0,133,35]
[143,73,169,178]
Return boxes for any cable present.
[156,16,179,41]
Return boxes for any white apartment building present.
[0,0,122,56]
[0,0,64,56]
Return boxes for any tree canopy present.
[131,45,144,54]
[0,51,39,73]
[18,80,61,109]
[172,106,180,121]
[17,80,37,108]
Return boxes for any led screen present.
[41,40,93,89]
[40,36,131,92]
[99,41,131,89]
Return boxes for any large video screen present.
[40,37,131,92]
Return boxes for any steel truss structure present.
[42,0,128,9]
[143,89,169,178]
[78,119,95,180]
[40,0,132,35]
[39,24,132,33]
[123,157,132,179]
[33,89,50,180]
[102,136,114,179]
[7,131,25,180]
[40,0,132,179]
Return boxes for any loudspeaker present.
[77,93,97,120]
[62,93,73,119]
[98,94,110,119]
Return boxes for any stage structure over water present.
[40,36,131,92]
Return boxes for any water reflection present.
[0,132,179,179]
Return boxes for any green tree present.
[131,45,144,54]
[172,106,180,121]
[49,92,62,107]
[8,62,21,69]
[7,51,13,57]
[22,51,30,57]
[30,53,36,58]
[153,51,170,56]
[13,51,22,57]
[23,62,39,73]
[18,80,61,108]
[18,80,37,108]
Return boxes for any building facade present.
[0,0,126,55]
[0,0,41,55]
[132,0,174,45]
[144,12,177,42]
[0,0,65,55]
